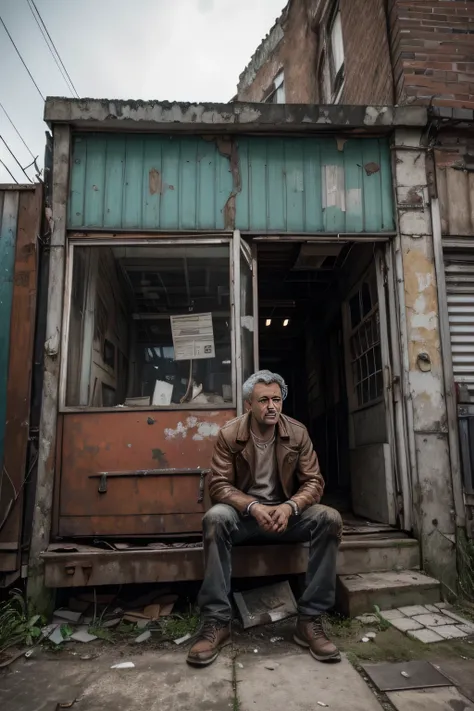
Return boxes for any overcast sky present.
[0,0,284,183]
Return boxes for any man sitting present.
[187,370,343,667]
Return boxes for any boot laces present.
[200,620,225,643]
[310,617,327,638]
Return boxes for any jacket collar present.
[236,411,290,444]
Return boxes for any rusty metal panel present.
[58,409,234,537]
[0,186,41,572]
[68,133,394,234]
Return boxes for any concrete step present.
[337,570,441,617]
[337,537,420,575]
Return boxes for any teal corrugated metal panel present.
[68,134,394,232]
[0,190,19,470]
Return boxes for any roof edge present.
[44,98,428,133]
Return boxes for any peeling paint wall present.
[393,128,456,586]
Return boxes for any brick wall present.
[389,0,474,109]
[341,0,394,104]
[237,0,318,103]
[237,0,393,105]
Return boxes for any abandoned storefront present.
[29,100,459,607]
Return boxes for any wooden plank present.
[28,125,70,611]
[0,186,41,570]
[446,168,471,235]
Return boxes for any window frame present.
[59,235,238,413]
[344,265,384,413]
[317,4,345,104]
[264,69,286,104]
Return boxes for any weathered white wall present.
[393,128,456,587]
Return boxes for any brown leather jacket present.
[207,412,324,514]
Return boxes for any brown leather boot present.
[186,620,231,666]
[294,616,341,662]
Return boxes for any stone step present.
[337,570,441,617]
[337,537,420,575]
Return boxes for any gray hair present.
[242,370,288,402]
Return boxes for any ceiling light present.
[283,319,289,327]
[266,319,272,327]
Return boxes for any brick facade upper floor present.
[236,0,474,111]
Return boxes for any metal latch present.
[98,473,107,494]
[197,470,210,504]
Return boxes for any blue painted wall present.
[68,134,394,233]
[0,190,19,470]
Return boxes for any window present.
[318,7,345,103]
[265,70,286,104]
[347,270,383,408]
[65,243,233,408]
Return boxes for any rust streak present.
[149,168,163,195]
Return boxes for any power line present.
[0,100,36,160]
[0,14,45,102]
[27,0,79,99]
[27,0,75,98]
[0,135,33,183]
[0,158,19,184]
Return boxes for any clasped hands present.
[249,502,293,533]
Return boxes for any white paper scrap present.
[170,313,215,361]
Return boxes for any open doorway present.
[256,240,399,529]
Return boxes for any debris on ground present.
[134,631,151,644]
[233,581,297,629]
[48,627,65,646]
[53,609,83,623]
[270,636,284,643]
[111,661,135,669]
[70,630,98,643]
[173,633,192,645]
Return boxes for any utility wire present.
[0,135,33,183]
[27,0,75,97]
[0,100,36,160]
[0,15,45,101]
[27,0,79,98]
[0,158,19,184]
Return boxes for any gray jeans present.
[197,503,343,622]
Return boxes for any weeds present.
[159,611,201,640]
[0,589,43,655]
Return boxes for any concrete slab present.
[380,609,406,620]
[387,686,474,711]
[0,651,234,711]
[390,617,424,633]
[411,613,455,628]
[398,605,430,617]
[434,625,467,640]
[435,659,474,702]
[408,628,443,644]
[237,652,383,711]
[0,657,95,711]
[337,571,440,617]
[79,652,234,710]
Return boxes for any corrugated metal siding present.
[68,134,394,233]
[445,252,474,400]
[0,189,20,468]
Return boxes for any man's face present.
[246,382,283,426]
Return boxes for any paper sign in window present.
[170,313,216,361]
